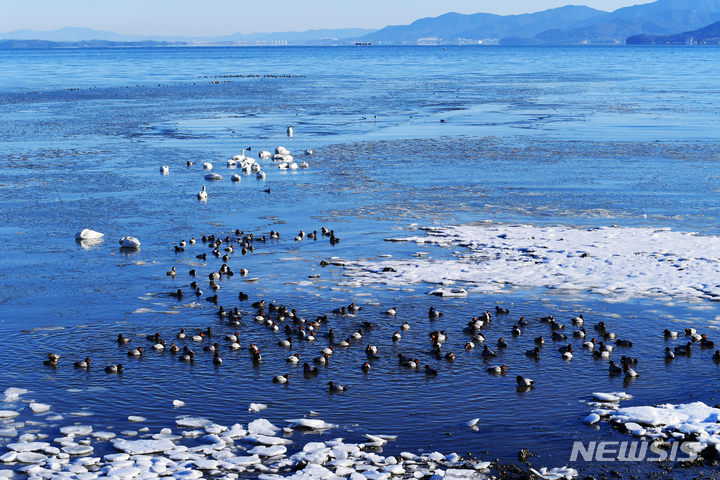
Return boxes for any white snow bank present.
[341,223,720,302]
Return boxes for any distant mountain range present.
[626,18,720,43]
[0,26,378,45]
[358,0,720,45]
[2,0,720,47]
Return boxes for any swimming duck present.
[472,332,485,343]
[74,357,91,369]
[444,352,455,361]
[386,307,397,316]
[583,338,596,349]
[424,365,438,376]
[170,289,183,298]
[512,326,521,336]
[252,351,262,362]
[534,336,545,344]
[167,266,176,276]
[608,361,623,374]
[328,381,347,392]
[574,328,587,338]
[558,344,573,354]
[105,364,123,373]
[402,358,419,369]
[674,342,692,355]
[273,374,289,383]
[593,350,610,359]
[465,342,475,350]
[550,320,566,330]
[351,330,363,340]
[615,339,633,347]
[43,353,59,367]
[516,376,534,387]
[551,331,567,341]
[203,342,219,352]
[620,356,638,364]
[225,332,239,342]
[177,329,186,339]
[337,338,351,347]
[362,362,371,372]
[664,347,675,359]
[303,363,318,374]
[540,315,554,323]
[117,334,131,344]
[685,328,697,336]
[518,316,528,325]
[663,329,678,338]
[482,346,497,357]
[429,307,442,317]
[213,353,223,365]
[525,347,541,358]
[128,347,143,356]
[487,365,507,374]
[348,303,362,312]
[571,314,584,324]
[153,341,166,350]
[321,346,334,355]
[192,332,205,342]
[598,342,613,352]
[713,350,720,360]
[623,363,638,377]
[700,334,714,348]
[495,306,509,314]
[147,332,161,343]
[603,332,617,340]
[287,353,300,363]
[562,351,573,360]
[497,338,508,348]
[313,353,330,364]
[169,343,180,353]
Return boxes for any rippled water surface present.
[1,45,720,478]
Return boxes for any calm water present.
[1,46,720,477]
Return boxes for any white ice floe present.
[0,411,20,419]
[28,403,51,413]
[175,417,213,428]
[341,223,720,302]
[248,418,280,436]
[60,425,93,436]
[285,419,337,431]
[7,443,49,452]
[173,400,185,408]
[249,403,268,413]
[592,392,632,402]
[62,445,93,455]
[204,173,223,180]
[127,416,146,422]
[530,466,578,479]
[111,439,177,455]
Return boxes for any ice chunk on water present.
[175,417,213,428]
[249,403,267,413]
[112,439,176,455]
[60,426,92,436]
[248,419,280,436]
[28,403,51,413]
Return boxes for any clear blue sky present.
[2,0,648,36]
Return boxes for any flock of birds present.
[160,145,312,187]
[50,227,720,394]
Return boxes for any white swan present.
[251,163,261,172]
[278,163,289,170]
[300,162,309,168]
[204,173,222,180]
[259,151,271,159]
[305,149,313,155]
[256,171,266,180]
[198,186,208,200]
[160,165,169,175]
[76,229,104,240]
[289,162,298,170]
[119,236,141,248]
[227,159,237,167]
[275,146,290,155]
[242,164,252,174]
[203,163,213,170]
[231,174,242,182]
[287,126,294,136]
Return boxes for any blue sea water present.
[1,45,720,477]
